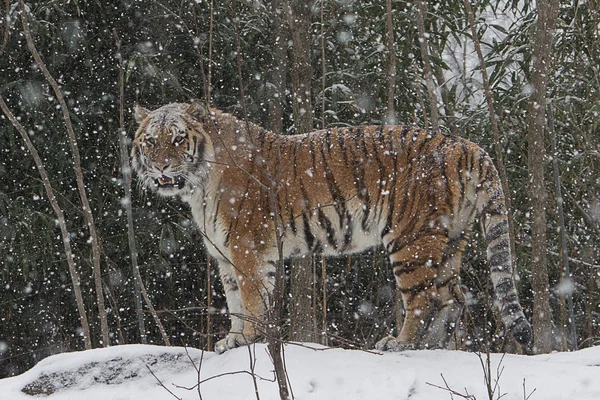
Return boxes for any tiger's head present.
[131,101,213,197]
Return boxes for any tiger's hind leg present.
[376,233,447,351]
[420,250,467,349]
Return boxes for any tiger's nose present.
[155,160,171,172]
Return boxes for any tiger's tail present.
[477,155,532,347]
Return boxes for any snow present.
[1,343,599,400]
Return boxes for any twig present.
[426,374,477,399]
[247,343,261,400]
[183,345,204,400]
[174,369,276,392]
[146,365,182,400]
[523,379,536,400]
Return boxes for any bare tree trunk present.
[0,0,8,57]
[0,96,92,350]
[20,0,109,347]
[234,17,291,398]
[463,0,519,306]
[269,0,288,134]
[547,103,577,351]
[286,0,314,134]
[414,0,439,132]
[385,0,397,124]
[115,31,146,344]
[583,244,596,347]
[286,0,316,344]
[205,253,212,350]
[320,0,326,130]
[526,0,560,354]
[433,64,458,135]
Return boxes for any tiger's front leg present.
[214,260,245,354]
[214,256,275,354]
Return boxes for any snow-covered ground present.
[0,343,599,400]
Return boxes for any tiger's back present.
[132,102,531,353]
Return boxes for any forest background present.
[0,0,599,379]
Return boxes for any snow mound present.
[0,343,599,399]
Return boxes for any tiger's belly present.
[279,206,383,259]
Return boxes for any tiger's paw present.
[375,336,416,352]
[214,333,249,354]
[214,332,261,354]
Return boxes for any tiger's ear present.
[134,104,150,124]
[185,100,208,121]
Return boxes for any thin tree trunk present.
[547,103,577,351]
[414,0,439,132]
[433,64,457,135]
[270,0,288,134]
[234,16,290,398]
[319,2,327,346]
[385,0,397,124]
[0,0,8,57]
[526,0,560,354]
[286,0,314,134]
[115,30,146,344]
[583,244,596,346]
[463,0,518,299]
[206,253,212,350]
[207,0,214,104]
[20,0,109,347]
[413,61,428,126]
[0,96,92,350]
[286,0,316,344]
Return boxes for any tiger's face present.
[131,102,212,197]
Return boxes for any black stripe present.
[501,302,523,317]
[325,129,333,154]
[485,220,508,245]
[338,131,349,165]
[342,212,353,250]
[320,141,347,228]
[310,134,318,172]
[489,250,510,269]
[495,277,514,296]
[318,208,337,249]
[371,128,387,222]
[398,280,435,300]
[490,239,509,252]
[302,213,315,251]
[380,146,399,239]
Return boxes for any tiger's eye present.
[144,135,156,146]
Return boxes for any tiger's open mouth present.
[154,175,185,190]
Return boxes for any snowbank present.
[0,343,599,399]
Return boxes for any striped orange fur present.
[132,101,531,353]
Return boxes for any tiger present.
[131,100,532,354]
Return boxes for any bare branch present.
[0,95,92,350]
[146,365,182,400]
[426,374,477,399]
[19,0,109,347]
